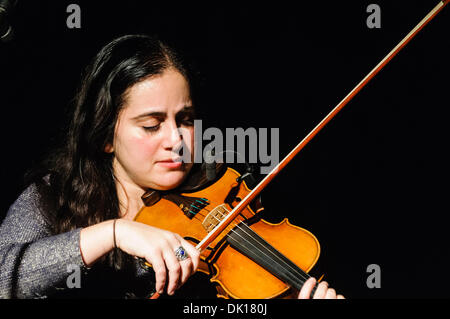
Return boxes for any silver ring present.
[174,246,189,261]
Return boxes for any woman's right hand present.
[298,277,345,299]
[114,219,200,295]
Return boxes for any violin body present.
[134,167,320,299]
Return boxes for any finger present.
[313,281,329,299]
[174,238,198,286]
[179,237,200,271]
[162,247,182,295]
[179,255,194,285]
[148,252,166,294]
[325,288,337,299]
[337,294,345,299]
[298,277,316,299]
[163,233,186,294]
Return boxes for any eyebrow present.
[131,105,194,121]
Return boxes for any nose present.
[161,120,183,150]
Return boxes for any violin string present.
[220,206,311,285]
[183,198,310,288]
[190,205,248,241]
[216,215,310,290]
[197,206,271,252]
[192,201,310,285]
[205,205,311,287]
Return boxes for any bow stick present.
[150,0,449,299]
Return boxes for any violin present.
[133,0,448,299]
[135,163,320,299]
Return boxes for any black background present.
[0,0,449,299]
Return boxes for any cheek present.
[129,135,159,159]
[117,129,159,166]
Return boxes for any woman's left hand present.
[298,277,345,299]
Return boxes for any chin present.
[145,163,193,191]
[151,171,189,191]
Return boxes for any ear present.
[104,143,114,153]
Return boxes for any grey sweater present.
[0,183,154,299]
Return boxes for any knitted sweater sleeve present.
[0,184,87,298]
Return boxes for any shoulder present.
[0,182,51,242]
[9,174,51,216]
[8,183,42,213]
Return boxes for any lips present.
[156,158,183,168]
[157,157,182,163]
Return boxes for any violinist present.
[0,35,344,299]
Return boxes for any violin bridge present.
[202,204,229,233]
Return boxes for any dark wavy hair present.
[27,35,192,266]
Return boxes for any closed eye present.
[142,124,161,132]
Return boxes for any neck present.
[115,177,146,220]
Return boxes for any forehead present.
[122,68,191,116]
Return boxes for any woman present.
[0,34,343,299]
